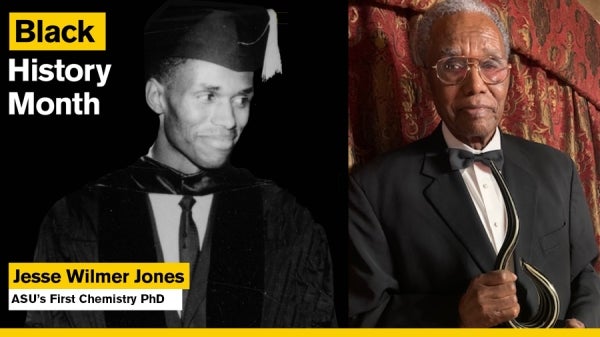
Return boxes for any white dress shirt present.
[442,123,507,254]
[145,149,213,262]
[148,193,213,262]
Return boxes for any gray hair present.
[411,0,511,67]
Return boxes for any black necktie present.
[447,148,504,171]
[179,195,199,311]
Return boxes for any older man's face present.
[425,12,510,149]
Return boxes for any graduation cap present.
[144,0,282,81]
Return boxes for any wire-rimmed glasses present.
[431,56,512,85]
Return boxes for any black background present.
[0,0,348,327]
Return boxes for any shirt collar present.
[442,122,502,154]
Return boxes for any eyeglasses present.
[431,56,512,85]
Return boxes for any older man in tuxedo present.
[349,0,600,328]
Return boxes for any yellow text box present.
[9,13,106,51]
[9,263,189,289]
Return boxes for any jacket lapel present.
[500,135,538,273]
[420,130,539,275]
[97,188,167,327]
[421,129,497,273]
[205,187,264,327]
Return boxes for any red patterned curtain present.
[348,0,600,271]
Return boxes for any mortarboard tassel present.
[262,9,282,81]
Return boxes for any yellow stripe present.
[1,329,599,336]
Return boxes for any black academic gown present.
[26,157,336,327]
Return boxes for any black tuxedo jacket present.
[349,127,600,327]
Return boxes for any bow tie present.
[447,148,504,171]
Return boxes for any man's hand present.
[458,270,520,327]
[564,318,585,328]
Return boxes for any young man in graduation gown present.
[26,0,336,327]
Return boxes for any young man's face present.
[159,59,254,172]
